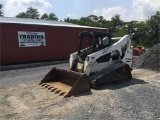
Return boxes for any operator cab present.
[78,31,112,61]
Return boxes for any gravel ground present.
[0,63,160,120]
[133,44,160,71]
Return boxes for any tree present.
[124,21,138,34]
[48,13,58,21]
[111,14,123,30]
[64,17,71,22]
[16,12,26,18]
[135,11,160,47]
[87,15,98,22]
[16,6,40,19]
[41,13,58,21]
[0,4,4,16]
[147,11,160,46]
[25,7,40,19]
[64,17,79,24]
[112,28,128,37]
[98,16,105,23]
[41,13,49,20]
[16,7,59,21]
[63,12,159,48]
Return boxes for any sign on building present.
[18,31,46,47]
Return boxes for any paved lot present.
[0,63,160,120]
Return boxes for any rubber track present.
[89,62,132,88]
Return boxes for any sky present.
[0,0,160,22]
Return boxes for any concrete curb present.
[0,60,68,71]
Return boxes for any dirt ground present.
[0,63,160,120]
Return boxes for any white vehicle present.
[40,31,132,97]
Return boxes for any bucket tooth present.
[59,92,66,96]
[43,85,48,87]
[63,93,68,97]
[38,82,43,85]
[51,88,57,92]
[48,87,53,89]
[55,90,61,94]
[41,83,47,86]
[44,85,50,88]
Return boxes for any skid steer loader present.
[39,31,133,97]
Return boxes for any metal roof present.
[0,17,107,30]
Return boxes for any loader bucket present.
[39,67,91,97]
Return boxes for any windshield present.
[81,36,91,49]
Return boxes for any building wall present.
[0,23,107,65]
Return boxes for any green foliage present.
[48,13,58,21]
[87,15,98,22]
[16,7,40,19]
[16,12,26,18]
[16,7,58,21]
[111,14,123,31]
[64,12,159,48]
[112,28,128,37]
[131,41,139,47]
[25,7,40,19]
[135,11,160,48]
[41,13,48,20]
[98,16,105,23]
[40,13,58,21]
[0,4,4,16]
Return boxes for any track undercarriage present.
[89,62,132,88]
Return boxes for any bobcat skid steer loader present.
[39,31,133,97]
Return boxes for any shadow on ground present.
[95,78,149,90]
[74,78,148,97]
[74,91,92,97]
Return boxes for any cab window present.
[102,36,110,46]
